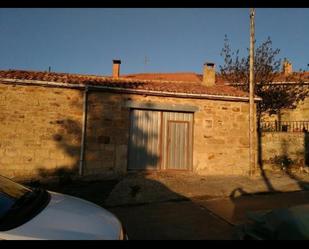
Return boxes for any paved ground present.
[108,191,309,240]
[105,170,309,207]
[193,191,309,225]
[109,200,234,240]
[104,171,309,239]
[28,169,309,208]
[28,170,309,239]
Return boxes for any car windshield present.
[0,175,50,231]
[0,176,32,219]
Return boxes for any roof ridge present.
[0,69,111,79]
[124,72,199,75]
[0,69,201,85]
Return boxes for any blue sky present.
[0,8,308,75]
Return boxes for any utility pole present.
[249,8,256,176]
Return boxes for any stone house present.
[0,61,260,180]
[258,61,309,169]
[258,60,309,128]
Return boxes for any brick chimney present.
[282,59,292,76]
[202,62,216,86]
[112,59,121,78]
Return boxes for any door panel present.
[161,112,193,170]
[167,121,189,170]
[128,109,161,170]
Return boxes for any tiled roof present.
[272,72,309,83]
[123,72,230,85]
[0,69,251,98]
[215,72,309,84]
[123,72,202,83]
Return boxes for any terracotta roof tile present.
[215,72,309,84]
[123,72,230,85]
[272,72,309,82]
[0,69,250,98]
[123,72,202,83]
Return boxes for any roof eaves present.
[0,77,259,101]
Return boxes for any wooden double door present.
[128,109,193,171]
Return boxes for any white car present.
[0,175,127,240]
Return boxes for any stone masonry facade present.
[261,132,308,169]
[0,83,83,180]
[0,82,256,180]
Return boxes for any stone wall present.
[0,82,256,179]
[260,132,307,168]
[0,83,83,180]
[193,98,255,176]
[84,91,130,176]
[85,91,255,176]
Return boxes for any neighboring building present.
[259,60,309,131]
[221,59,309,131]
[218,60,309,169]
[0,61,260,180]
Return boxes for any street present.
[110,200,234,240]
[109,191,309,240]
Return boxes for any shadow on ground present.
[22,173,234,240]
[17,113,309,239]
[224,130,309,226]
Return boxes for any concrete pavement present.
[105,171,309,207]
[193,191,309,225]
[105,171,309,239]
[108,191,309,240]
[109,200,234,240]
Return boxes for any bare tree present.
[220,35,308,117]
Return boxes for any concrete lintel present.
[124,100,199,112]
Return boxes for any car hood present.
[0,191,122,240]
[242,204,309,240]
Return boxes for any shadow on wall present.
[257,129,276,192]
[279,133,309,172]
[128,107,160,171]
[256,130,309,193]
[32,90,160,183]
[305,132,309,166]
[284,131,309,191]
[30,89,84,182]
[84,92,160,175]
[36,118,82,184]
[227,130,309,226]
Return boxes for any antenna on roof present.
[144,56,149,72]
